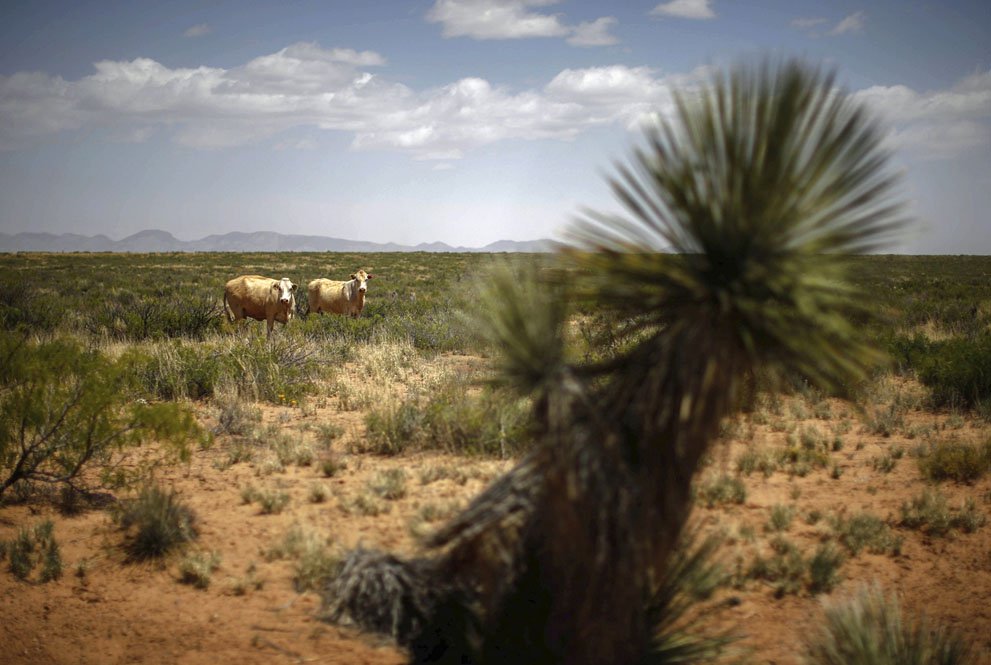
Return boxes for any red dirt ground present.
[2,369,990,664]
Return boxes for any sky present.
[0,0,988,253]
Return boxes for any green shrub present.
[696,474,747,508]
[320,454,346,478]
[257,490,290,514]
[735,447,778,477]
[0,334,204,499]
[364,382,533,457]
[804,584,974,664]
[114,485,198,559]
[308,483,330,503]
[807,543,844,594]
[900,490,986,536]
[367,469,408,501]
[7,527,36,580]
[767,504,796,532]
[3,520,61,582]
[917,336,991,410]
[918,440,991,483]
[178,550,221,589]
[831,513,901,556]
[264,524,339,592]
[872,453,898,473]
[215,390,262,436]
[747,536,805,598]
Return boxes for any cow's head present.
[350,269,374,294]
[274,277,297,305]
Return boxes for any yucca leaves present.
[567,60,903,402]
[327,59,906,664]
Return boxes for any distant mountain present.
[0,230,554,253]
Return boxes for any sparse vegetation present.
[0,334,204,500]
[831,512,902,556]
[918,439,991,483]
[900,489,986,537]
[697,474,747,508]
[367,469,407,501]
[767,504,795,532]
[178,550,221,589]
[3,520,62,582]
[114,485,198,559]
[804,585,974,665]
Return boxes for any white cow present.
[223,275,297,338]
[307,269,374,318]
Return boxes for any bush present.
[696,474,747,508]
[0,334,204,499]
[900,490,986,536]
[807,543,844,594]
[363,382,533,457]
[367,469,407,501]
[178,550,221,589]
[747,536,805,598]
[131,335,323,404]
[831,513,902,556]
[804,584,974,664]
[916,336,991,410]
[264,524,339,592]
[4,520,62,582]
[918,440,991,483]
[767,504,795,532]
[114,485,198,559]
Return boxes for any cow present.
[307,269,374,318]
[223,275,297,338]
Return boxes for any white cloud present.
[1,42,986,162]
[853,70,991,158]
[426,1,618,47]
[426,0,569,40]
[183,23,211,38]
[828,11,866,35]
[649,0,716,20]
[566,17,619,47]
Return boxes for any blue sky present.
[0,0,988,252]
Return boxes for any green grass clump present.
[368,469,408,501]
[696,474,747,508]
[114,485,198,559]
[4,520,62,582]
[735,447,778,477]
[747,537,805,598]
[363,381,532,457]
[918,440,991,483]
[803,584,974,664]
[257,490,290,514]
[807,543,844,594]
[916,336,991,410]
[264,524,339,592]
[830,513,902,556]
[767,504,796,532]
[900,490,986,537]
[178,550,221,589]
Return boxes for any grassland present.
[1,251,990,664]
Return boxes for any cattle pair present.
[223,270,374,338]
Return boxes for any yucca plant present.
[324,58,903,664]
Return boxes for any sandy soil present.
[2,365,990,664]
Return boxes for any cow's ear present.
[291,282,298,291]
[367,274,374,279]
[272,282,280,290]
[350,273,356,280]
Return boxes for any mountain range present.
[0,229,554,253]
